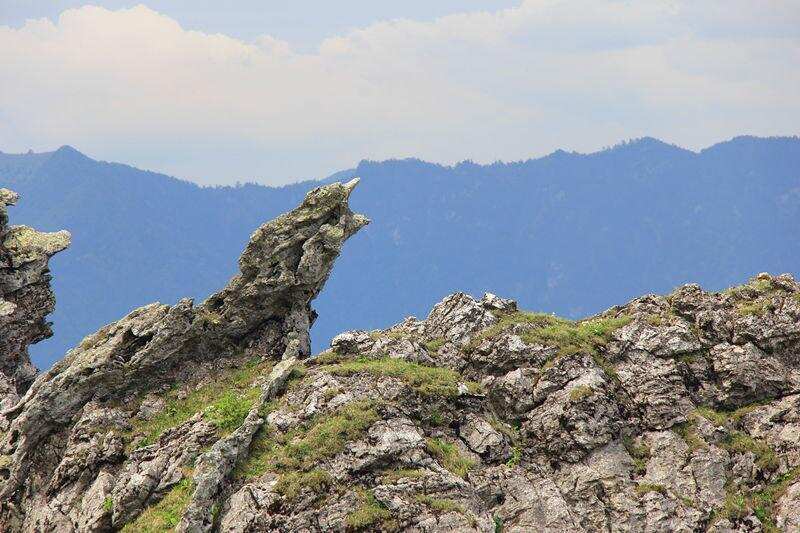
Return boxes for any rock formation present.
[2,180,800,531]
[0,188,70,409]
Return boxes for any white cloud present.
[0,1,798,185]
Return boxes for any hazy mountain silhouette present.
[2,136,798,368]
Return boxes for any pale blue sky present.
[1,1,798,185]
[0,1,520,50]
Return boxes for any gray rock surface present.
[2,184,800,531]
[0,188,70,409]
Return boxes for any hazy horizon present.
[3,134,796,188]
[2,1,798,185]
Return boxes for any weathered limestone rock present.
[0,188,70,409]
[2,182,800,532]
[0,181,367,531]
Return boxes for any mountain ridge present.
[1,136,798,368]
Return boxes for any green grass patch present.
[712,490,749,523]
[314,350,343,364]
[635,483,667,497]
[645,314,663,327]
[672,419,707,452]
[103,496,113,513]
[424,337,446,353]
[695,406,729,427]
[521,315,632,358]
[128,359,271,449]
[722,432,778,471]
[323,357,477,398]
[622,434,651,475]
[236,400,379,480]
[751,467,800,533]
[569,385,593,402]
[467,312,569,352]
[121,476,194,532]
[381,468,426,484]
[426,438,475,479]
[737,298,773,317]
[274,469,332,502]
[466,310,632,379]
[347,489,396,531]
[415,494,464,513]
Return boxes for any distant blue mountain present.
[2,136,798,368]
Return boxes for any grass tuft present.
[722,432,778,471]
[121,476,194,532]
[236,400,379,480]
[274,469,332,502]
[382,468,426,484]
[128,358,270,448]
[569,385,593,402]
[467,312,569,351]
[323,357,478,398]
[415,494,464,513]
[426,438,475,479]
[424,337,446,353]
[635,483,667,497]
[347,489,396,531]
[622,434,651,475]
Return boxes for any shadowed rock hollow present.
[1,181,800,532]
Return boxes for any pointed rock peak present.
[0,189,20,207]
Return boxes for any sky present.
[1,1,799,186]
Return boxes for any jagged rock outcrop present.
[2,180,800,532]
[0,180,367,531]
[0,188,70,409]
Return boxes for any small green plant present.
[622,434,650,475]
[715,490,749,522]
[426,410,446,427]
[635,483,667,497]
[102,496,113,513]
[695,406,729,427]
[506,446,522,467]
[569,385,593,402]
[121,476,194,532]
[494,515,504,533]
[347,489,395,530]
[424,337,446,353]
[415,494,464,513]
[426,438,475,478]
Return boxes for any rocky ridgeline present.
[1,184,799,532]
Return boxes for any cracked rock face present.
[0,181,367,531]
[0,188,70,410]
[1,184,800,532]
